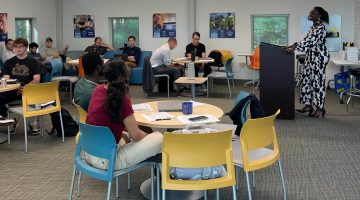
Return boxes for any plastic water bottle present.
[1,78,6,86]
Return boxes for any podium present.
[259,42,295,119]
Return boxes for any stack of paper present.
[132,103,153,112]
[142,112,175,122]
[177,114,220,124]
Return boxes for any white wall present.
[195,0,355,81]
[0,0,57,54]
[355,0,360,48]
[62,0,189,57]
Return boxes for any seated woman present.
[85,59,163,170]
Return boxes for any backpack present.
[208,50,223,68]
[47,108,79,137]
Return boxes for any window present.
[110,17,139,49]
[15,18,33,42]
[252,15,289,50]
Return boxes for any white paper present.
[142,112,175,122]
[132,103,153,112]
[172,57,190,62]
[177,114,220,124]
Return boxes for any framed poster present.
[209,13,235,38]
[0,13,8,41]
[74,15,95,38]
[301,15,341,51]
[153,13,176,38]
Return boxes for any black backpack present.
[47,108,79,137]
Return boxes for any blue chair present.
[68,123,156,200]
[129,51,152,84]
[207,58,235,98]
[103,50,123,59]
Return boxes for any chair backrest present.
[103,50,123,59]
[22,81,61,117]
[50,59,64,78]
[219,50,232,63]
[75,104,87,123]
[240,109,280,151]
[249,46,260,69]
[224,57,234,79]
[78,55,84,78]
[75,123,117,182]
[138,51,152,67]
[235,91,250,105]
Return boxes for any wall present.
[355,0,360,48]
[0,0,57,54]
[195,0,355,81]
[61,0,189,57]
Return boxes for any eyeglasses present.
[14,45,26,49]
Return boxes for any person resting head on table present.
[85,59,162,170]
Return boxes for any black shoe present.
[296,105,313,114]
[10,118,19,134]
[309,108,326,118]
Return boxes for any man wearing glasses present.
[0,38,41,135]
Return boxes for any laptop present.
[114,54,128,61]
[158,101,182,112]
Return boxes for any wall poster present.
[209,13,235,38]
[153,13,176,38]
[0,13,8,41]
[74,15,95,38]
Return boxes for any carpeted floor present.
[0,83,360,200]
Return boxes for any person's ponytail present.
[315,6,329,24]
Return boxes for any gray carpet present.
[1,83,360,200]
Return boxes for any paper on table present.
[132,103,153,112]
[142,112,175,122]
[172,57,190,62]
[177,114,220,124]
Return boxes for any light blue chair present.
[207,58,235,98]
[129,51,152,85]
[103,50,123,59]
[68,123,156,200]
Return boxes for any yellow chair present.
[8,81,64,152]
[219,50,232,63]
[161,130,237,200]
[232,110,286,200]
[73,103,87,144]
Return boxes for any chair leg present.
[157,164,160,200]
[68,166,77,200]
[24,118,28,152]
[227,79,232,99]
[252,171,256,188]
[58,110,65,142]
[106,182,112,200]
[7,110,10,144]
[245,172,252,200]
[70,82,73,103]
[278,159,287,200]
[40,116,44,137]
[166,77,169,98]
[77,171,82,197]
[116,176,119,198]
[204,190,207,200]
[232,185,237,200]
[162,189,166,200]
[127,173,131,190]
[232,79,235,95]
[235,166,239,190]
[151,165,154,200]
[216,188,220,200]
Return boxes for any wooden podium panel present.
[260,42,295,119]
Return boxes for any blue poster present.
[153,13,176,38]
[209,13,235,38]
[0,13,8,42]
[74,15,95,38]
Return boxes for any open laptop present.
[158,101,182,112]
[114,54,128,61]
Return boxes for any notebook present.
[158,101,182,112]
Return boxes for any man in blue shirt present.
[122,35,141,68]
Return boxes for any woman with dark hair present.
[285,6,330,118]
[85,60,162,170]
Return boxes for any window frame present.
[251,14,289,51]
[110,17,140,49]
[15,18,33,43]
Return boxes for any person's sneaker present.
[28,123,40,136]
[10,118,19,134]
[0,118,15,126]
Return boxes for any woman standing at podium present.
[285,6,329,118]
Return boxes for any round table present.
[134,101,224,129]
[135,100,224,200]
[0,83,20,93]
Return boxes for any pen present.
[155,118,172,121]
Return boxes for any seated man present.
[84,37,115,55]
[186,32,211,77]
[28,42,51,82]
[74,52,104,111]
[0,38,41,134]
[150,37,185,95]
[2,39,16,63]
[39,37,69,64]
[122,35,141,68]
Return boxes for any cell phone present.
[188,116,208,122]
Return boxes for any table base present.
[140,178,205,200]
